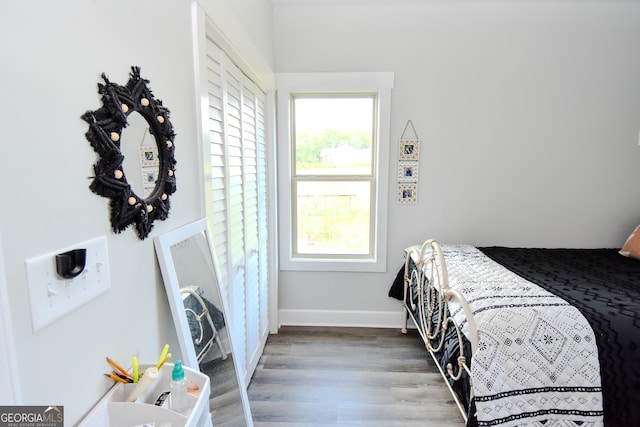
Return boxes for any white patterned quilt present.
[436,245,604,427]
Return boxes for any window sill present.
[279,256,387,273]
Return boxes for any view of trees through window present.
[293,95,376,256]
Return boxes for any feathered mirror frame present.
[82,66,177,240]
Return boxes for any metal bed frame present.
[181,287,228,363]
[401,239,479,422]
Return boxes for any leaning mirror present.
[82,66,177,240]
[154,219,253,427]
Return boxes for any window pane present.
[296,181,371,255]
[294,96,374,176]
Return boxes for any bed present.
[388,234,640,427]
[181,285,228,364]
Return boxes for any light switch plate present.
[25,236,111,332]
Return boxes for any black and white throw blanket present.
[440,245,604,427]
[476,247,640,427]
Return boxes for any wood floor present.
[247,326,466,427]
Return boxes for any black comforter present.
[476,248,640,427]
[390,247,640,427]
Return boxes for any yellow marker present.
[157,353,171,370]
[132,356,139,383]
[156,344,169,369]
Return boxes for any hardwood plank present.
[247,326,465,426]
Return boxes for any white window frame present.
[276,72,394,272]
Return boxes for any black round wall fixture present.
[81,66,177,240]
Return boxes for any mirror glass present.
[154,219,253,426]
[122,112,159,199]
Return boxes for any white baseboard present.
[277,309,413,329]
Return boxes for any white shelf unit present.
[78,363,211,427]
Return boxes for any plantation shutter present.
[204,34,269,385]
[241,79,262,374]
[206,40,229,289]
[256,94,270,356]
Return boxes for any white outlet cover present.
[25,236,111,332]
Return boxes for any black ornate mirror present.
[82,66,177,240]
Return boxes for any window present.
[293,94,376,257]
[277,73,394,272]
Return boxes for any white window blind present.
[204,34,269,385]
[256,95,269,346]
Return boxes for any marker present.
[132,356,139,383]
[157,353,171,370]
[156,344,169,369]
[106,357,131,377]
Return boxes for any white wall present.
[0,0,273,423]
[0,228,20,403]
[196,0,275,89]
[273,1,640,326]
[206,0,274,69]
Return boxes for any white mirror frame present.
[154,218,253,426]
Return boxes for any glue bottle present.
[169,360,188,413]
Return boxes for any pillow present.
[619,225,640,260]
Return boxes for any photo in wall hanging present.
[396,120,420,204]
[397,160,419,183]
[397,183,418,204]
[139,135,160,196]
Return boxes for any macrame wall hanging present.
[81,66,177,240]
[397,120,419,204]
